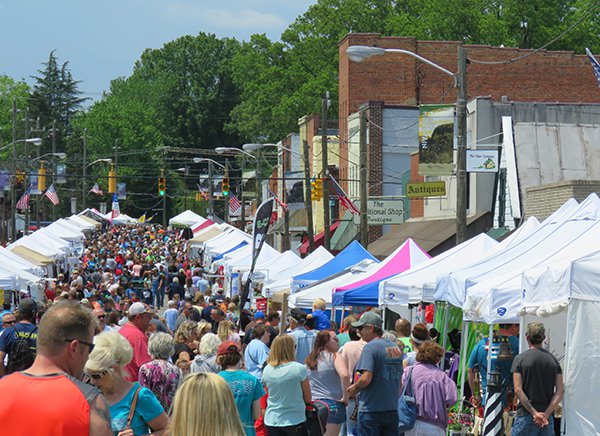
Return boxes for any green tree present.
[0,75,31,148]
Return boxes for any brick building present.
[338,33,600,248]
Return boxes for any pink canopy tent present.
[334,238,430,294]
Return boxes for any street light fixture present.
[346,44,468,244]
[31,152,67,164]
[215,146,256,159]
[86,158,112,168]
[193,157,225,168]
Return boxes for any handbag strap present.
[125,386,142,430]
[401,367,414,397]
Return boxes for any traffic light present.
[222,176,230,197]
[311,179,321,201]
[158,177,166,196]
[315,178,323,199]
[37,164,46,192]
[108,164,117,193]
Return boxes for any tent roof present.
[289,259,379,309]
[10,245,55,265]
[76,214,102,228]
[332,238,430,306]
[292,241,375,291]
[169,210,206,227]
[263,246,334,297]
[435,194,595,308]
[192,219,214,234]
[189,225,224,244]
[379,233,499,306]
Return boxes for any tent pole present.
[485,323,494,404]
[458,318,469,403]
[561,305,572,436]
[441,302,450,368]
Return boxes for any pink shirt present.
[119,323,152,382]
[339,339,366,383]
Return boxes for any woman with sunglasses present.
[305,330,348,436]
[85,331,169,435]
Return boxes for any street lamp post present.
[193,158,225,220]
[347,44,468,244]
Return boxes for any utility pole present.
[240,155,246,231]
[456,45,468,244]
[302,139,315,252]
[359,108,368,247]
[208,161,214,220]
[255,147,261,203]
[224,158,230,224]
[82,129,87,210]
[161,169,167,228]
[282,154,290,251]
[51,120,57,221]
[321,92,331,250]
[11,98,17,240]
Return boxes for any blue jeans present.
[346,398,358,436]
[512,413,555,436]
[154,288,165,308]
[358,410,399,436]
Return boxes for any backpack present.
[6,325,38,374]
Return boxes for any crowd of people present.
[0,224,564,436]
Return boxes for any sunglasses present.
[86,369,109,380]
[65,338,95,353]
[2,320,15,325]
[97,315,106,320]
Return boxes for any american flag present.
[111,193,120,219]
[89,183,104,196]
[586,48,600,88]
[268,189,288,212]
[43,183,60,206]
[16,184,33,210]
[197,184,209,201]
[330,175,360,215]
[229,194,241,216]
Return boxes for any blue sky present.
[0,0,315,100]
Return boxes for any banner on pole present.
[117,182,126,200]
[418,104,455,176]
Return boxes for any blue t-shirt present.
[310,310,330,331]
[289,327,316,364]
[355,337,403,412]
[220,370,265,436]
[109,382,164,435]
[263,362,308,427]
[468,335,519,405]
[244,339,270,381]
[163,308,178,332]
[0,322,38,353]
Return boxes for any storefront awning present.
[368,212,492,259]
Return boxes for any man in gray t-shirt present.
[347,311,403,436]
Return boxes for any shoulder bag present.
[397,367,417,432]
[125,386,142,431]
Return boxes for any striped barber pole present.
[482,390,504,435]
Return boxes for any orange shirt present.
[0,372,99,435]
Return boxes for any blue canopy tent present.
[291,241,376,292]
[332,279,389,307]
[211,241,249,261]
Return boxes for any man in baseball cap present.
[347,310,403,435]
[119,302,153,381]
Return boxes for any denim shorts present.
[316,399,347,424]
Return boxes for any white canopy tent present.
[434,195,597,308]
[168,210,206,227]
[66,215,97,231]
[112,214,139,225]
[40,221,84,242]
[236,250,301,282]
[462,215,600,324]
[263,246,334,297]
[9,231,70,259]
[288,259,379,309]
[0,269,17,293]
[520,250,600,436]
[0,247,44,276]
[0,264,44,300]
[379,233,499,307]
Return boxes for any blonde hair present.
[266,335,295,367]
[85,331,133,372]
[312,297,327,311]
[170,372,244,436]
[197,320,213,338]
[217,320,235,342]
[175,320,197,344]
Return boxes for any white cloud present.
[165,3,285,30]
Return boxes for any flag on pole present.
[43,183,60,206]
[111,193,120,219]
[268,189,288,212]
[89,183,104,196]
[586,48,600,88]
[138,212,147,223]
[16,184,33,210]
[197,184,209,201]
[229,194,241,216]
[330,175,360,215]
